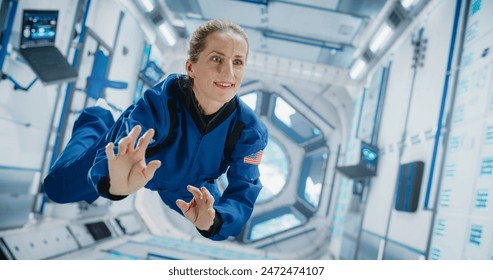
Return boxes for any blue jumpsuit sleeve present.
[87,82,170,197]
[212,122,268,241]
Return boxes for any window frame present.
[244,206,307,243]
[255,136,290,204]
[296,147,329,211]
[239,90,261,113]
[268,95,322,145]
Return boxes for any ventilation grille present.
[469,225,483,246]
[435,219,446,236]
[440,189,451,207]
[430,248,441,260]
[448,136,461,152]
[475,190,488,208]
[486,125,493,144]
[481,157,493,176]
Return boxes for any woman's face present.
[186,31,248,113]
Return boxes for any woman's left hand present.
[176,185,215,231]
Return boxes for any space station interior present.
[0,0,492,260]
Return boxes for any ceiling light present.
[158,21,177,46]
[400,0,419,10]
[369,22,394,53]
[139,0,155,12]
[349,58,367,80]
[171,18,185,28]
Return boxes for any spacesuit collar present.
[177,76,237,135]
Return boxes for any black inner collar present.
[177,76,237,135]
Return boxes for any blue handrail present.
[424,0,462,209]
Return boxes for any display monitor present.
[336,139,379,180]
[20,10,58,48]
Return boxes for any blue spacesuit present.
[44,73,268,241]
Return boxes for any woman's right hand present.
[105,125,161,196]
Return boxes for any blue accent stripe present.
[326,144,341,217]
[371,67,388,144]
[235,0,268,6]
[355,89,366,139]
[147,252,178,260]
[0,165,40,172]
[264,32,343,51]
[424,0,462,209]
[105,249,142,260]
[134,43,151,102]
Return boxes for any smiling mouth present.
[214,82,234,88]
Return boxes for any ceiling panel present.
[197,0,265,28]
[337,0,387,17]
[165,0,202,16]
[279,0,340,10]
[163,0,401,75]
[318,45,355,68]
[268,1,363,44]
[265,36,321,63]
[243,27,267,51]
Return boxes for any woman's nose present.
[219,62,234,78]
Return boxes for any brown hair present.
[188,19,249,63]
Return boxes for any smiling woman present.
[185,29,249,115]
[43,19,268,241]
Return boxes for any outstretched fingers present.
[105,142,116,161]
[176,199,188,211]
[176,198,193,214]
[136,128,155,156]
[116,125,142,157]
[128,125,142,152]
[187,185,203,200]
[200,186,215,210]
[143,160,161,180]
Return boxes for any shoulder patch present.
[243,150,263,165]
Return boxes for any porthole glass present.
[257,138,289,203]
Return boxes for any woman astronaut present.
[44,19,268,241]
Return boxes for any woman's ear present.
[185,60,195,78]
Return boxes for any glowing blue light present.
[362,148,377,161]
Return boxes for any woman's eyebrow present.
[208,51,245,59]
[208,51,225,56]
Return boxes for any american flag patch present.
[243,150,263,165]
